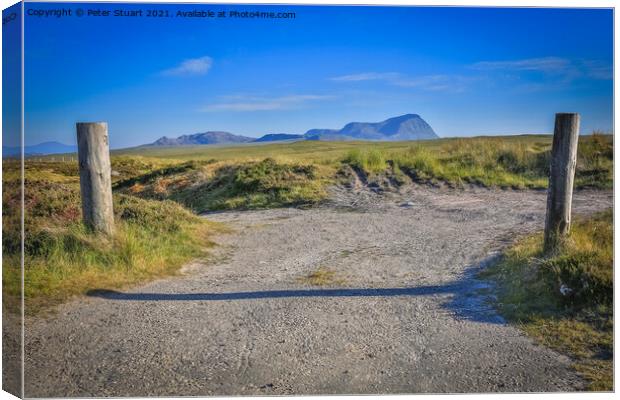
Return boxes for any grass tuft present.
[481,209,613,390]
[343,149,387,175]
[297,266,344,286]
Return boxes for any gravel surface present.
[23,184,612,397]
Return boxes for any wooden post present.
[76,122,115,235]
[544,113,580,253]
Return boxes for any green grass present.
[2,164,221,313]
[110,133,612,190]
[343,148,387,174]
[116,158,330,212]
[339,133,611,189]
[112,139,429,164]
[392,140,550,188]
[481,209,613,390]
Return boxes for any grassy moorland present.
[113,133,612,212]
[481,210,613,390]
[115,133,611,190]
[4,133,612,311]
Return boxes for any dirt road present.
[24,185,612,396]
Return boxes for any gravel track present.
[23,184,612,397]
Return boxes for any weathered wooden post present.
[76,122,115,235]
[544,113,580,253]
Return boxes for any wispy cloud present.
[201,94,333,112]
[471,57,572,74]
[161,56,213,76]
[391,74,474,91]
[581,60,613,80]
[330,72,401,82]
[470,56,611,81]
[331,72,472,92]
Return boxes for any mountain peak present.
[389,113,420,121]
[313,114,438,141]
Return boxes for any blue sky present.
[20,4,613,148]
[3,2,21,148]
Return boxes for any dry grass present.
[298,266,344,286]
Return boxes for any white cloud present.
[471,57,572,74]
[331,72,472,92]
[201,94,333,112]
[391,74,465,91]
[161,56,213,76]
[330,72,400,82]
[470,56,611,81]
[331,57,611,96]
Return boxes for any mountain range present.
[146,114,438,147]
[4,114,438,157]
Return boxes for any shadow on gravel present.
[87,254,505,325]
[88,286,456,301]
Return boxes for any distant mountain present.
[150,131,254,146]
[254,133,304,142]
[142,114,438,148]
[3,141,77,157]
[304,114,438,141]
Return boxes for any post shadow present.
[86,254,506,325]
[87,285,456,302]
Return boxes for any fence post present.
[76,122,115,235]
[544,113,580,253]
